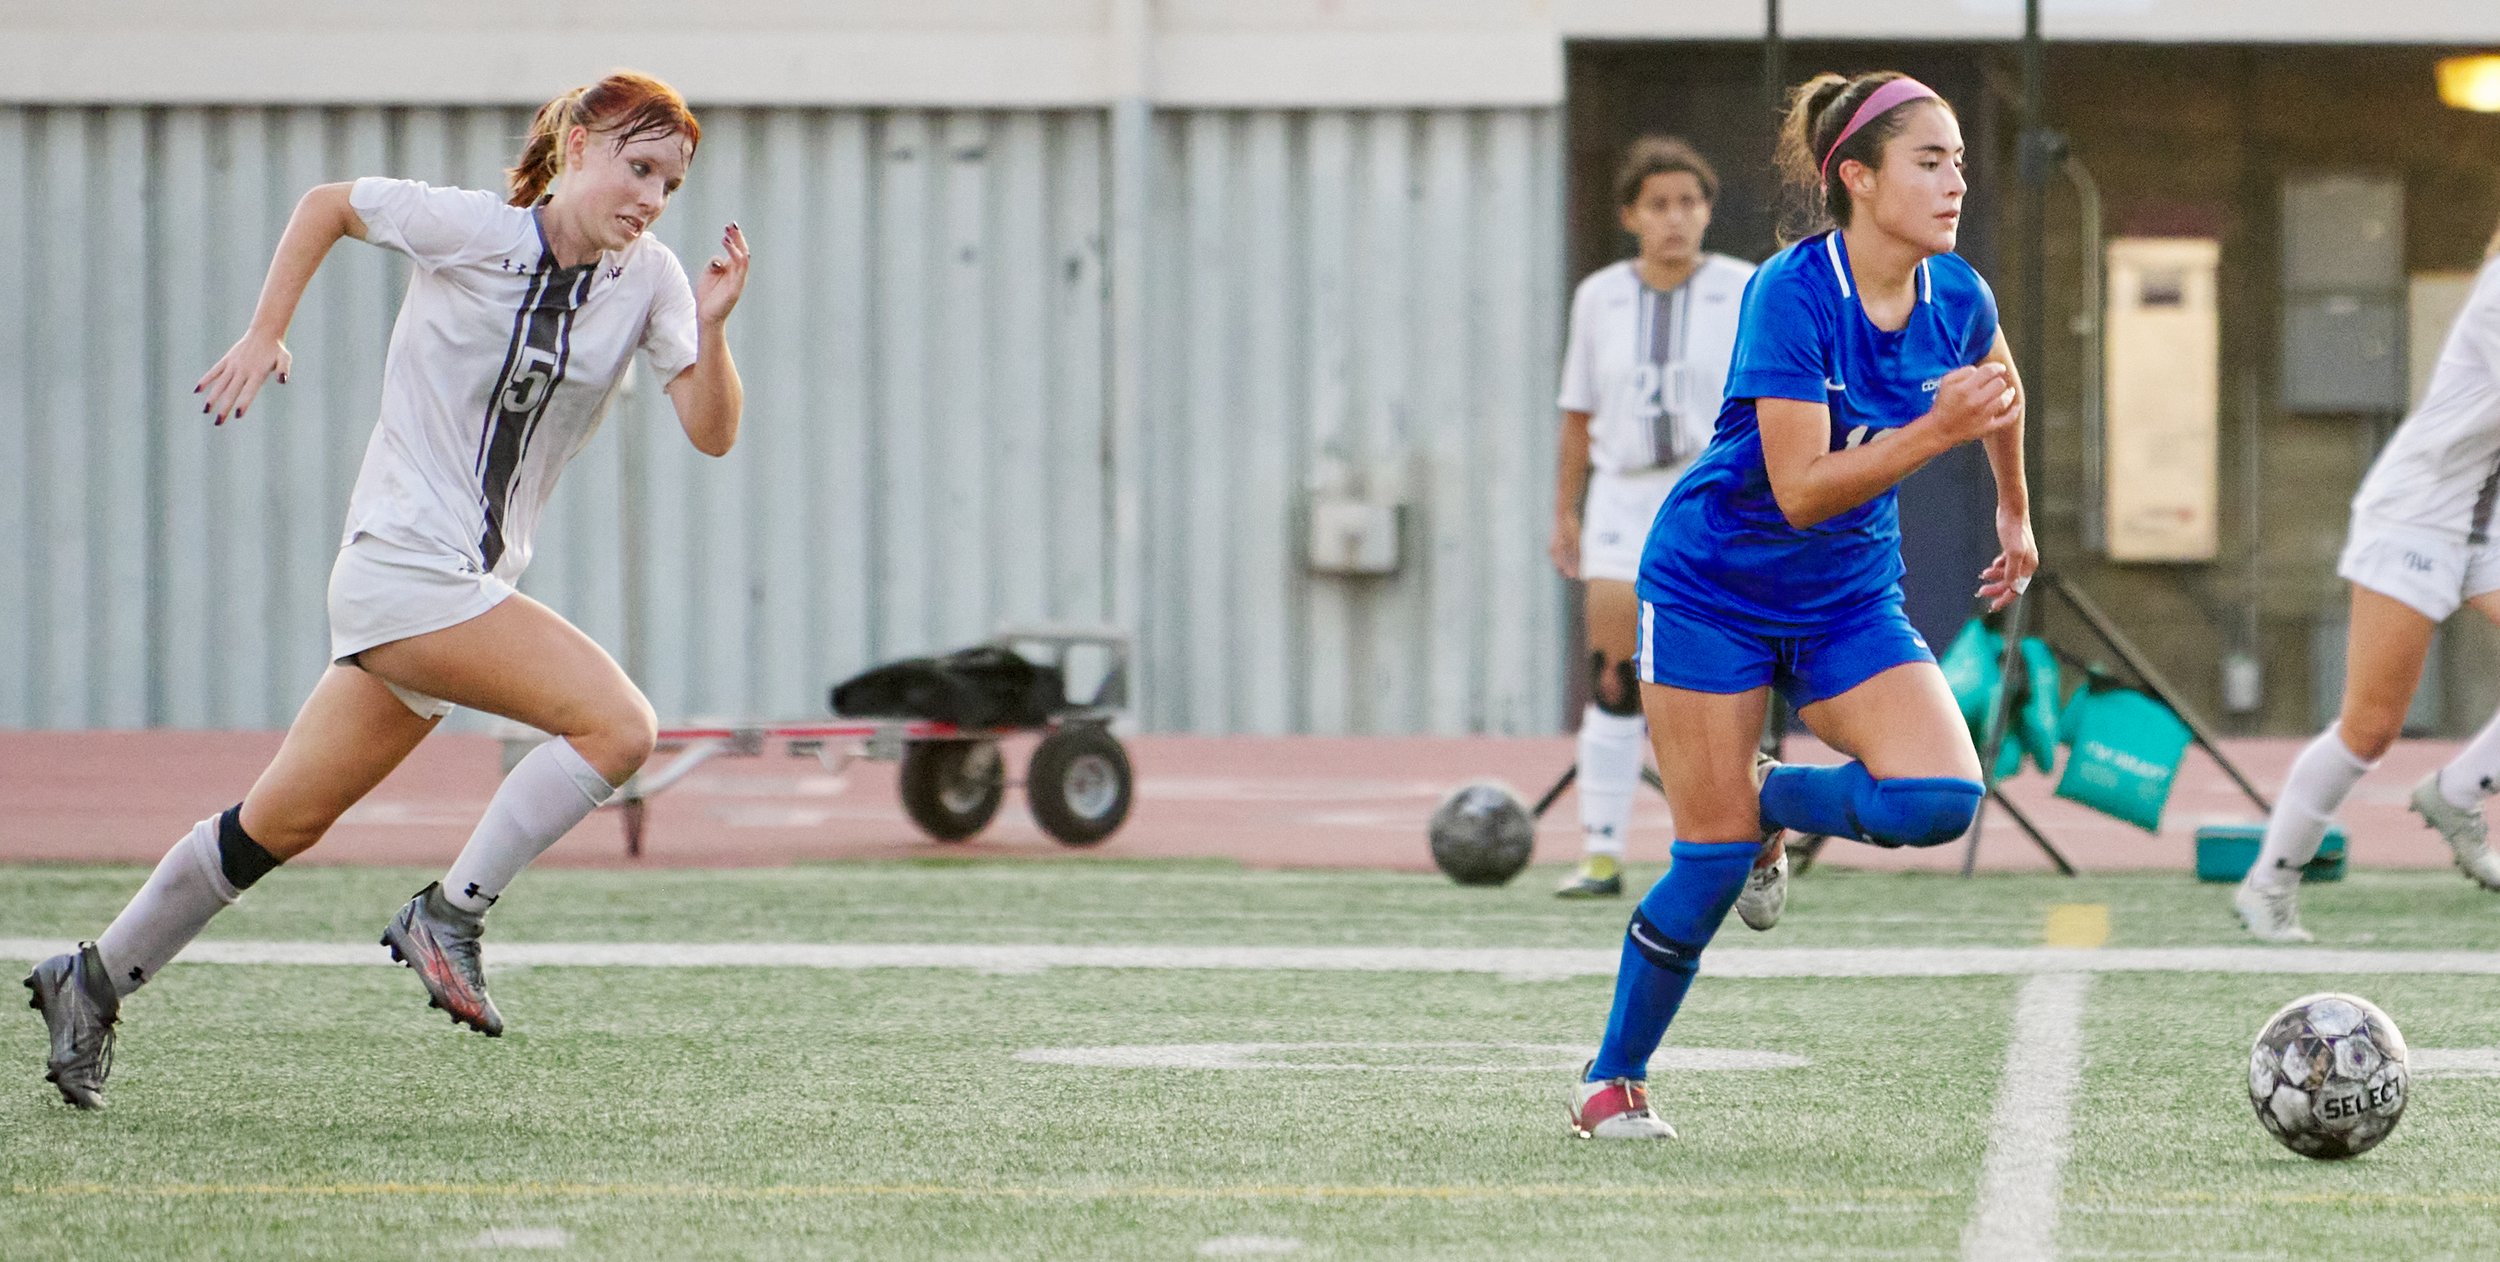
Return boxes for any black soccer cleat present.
[26,942,120,1110]
[380,883,505,1037]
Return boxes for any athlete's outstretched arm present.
[196,182,367,424]
[1972,331,2038,611]
[665,222,750,457]
[1757,363,2017,530]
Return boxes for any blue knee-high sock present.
[1759,762,1983,848]
[1588,840,1761,1082]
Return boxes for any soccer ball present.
[2246,992,2409,1160]
[1427,781,1535,886]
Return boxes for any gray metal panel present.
[1138,108,1565,734]
[2282,294,2406,414]
[0,102,1559,734]
[2281,173,2402,293]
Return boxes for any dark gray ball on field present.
[1428,780,1535,886]
[2247,991,2409,1160]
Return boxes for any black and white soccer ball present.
[1427,780,1535,886]
[2247,992,2409,1160]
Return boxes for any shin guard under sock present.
[95,805,279,997]
[1588,840,1760,1082]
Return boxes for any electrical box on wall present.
[1307,498,1401,576]
[1303,452,1406,577]
[2103,237,2221,562]
[2280,173,2407,414]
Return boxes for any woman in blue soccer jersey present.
[1568,70,2035,1140]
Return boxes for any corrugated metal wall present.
[0,104,1562,734]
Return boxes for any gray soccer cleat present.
[1735,850,1789,932]
[381,883,505,1037]
[2233,879,2314,944]
[1735,753,1789,931]
[25,942,120,1110]
[2408,772,2500,891]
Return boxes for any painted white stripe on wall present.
[1963,972,2091,1262]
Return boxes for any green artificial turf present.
[2,862,2496,1259]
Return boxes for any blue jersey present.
[1637,231,1999,632]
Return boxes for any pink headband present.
[1818,77,1941,187]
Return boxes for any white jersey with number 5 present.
[341,177,700,583]
[2351,254,2500,542]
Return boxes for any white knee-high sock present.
[440,738,615,914]
[1577,705,1647,859]
[95,816,238,998]
[2436,708,2500,808]
[2250,728,2375,891]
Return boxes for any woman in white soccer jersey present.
[2234,220,2500,942]
[24,71,750,1108]
[1550,137,1760,901]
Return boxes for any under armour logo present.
[606,265,624,279]
[464,882,499,906]
[127,966,144,983]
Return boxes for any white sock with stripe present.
[2249,728,2373,892]
[2436,708,2500,808]
[1578,706,1647,859]
[95,816,238,997]
[440,738,616,914]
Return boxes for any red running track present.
[0,728,2474,874]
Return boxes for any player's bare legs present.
[2404,591,2500,889]
[357,591,655,784]
[1646,683,1774,843]
[360,593,654,1035]
[240,666,445,857]
[2333,586,2438,764]
[2233,587,2435,941]
[1795,661,1984,782]
[26,665,438,1108]
[1569,683,1769,1140]
[1748,661,1986,858]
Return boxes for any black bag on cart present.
[829,645,1066,729]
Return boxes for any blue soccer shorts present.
[1637,595,1934,709]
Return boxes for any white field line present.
[1963,973,2091,1262]
[7,938,2500,979]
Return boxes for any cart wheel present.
[898,740,1005,842]
[1026,725,1132,846]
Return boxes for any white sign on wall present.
[2103,237,2221,562]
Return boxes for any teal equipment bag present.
[1939,619,2002,731]
[2016,637,2062,775]
[1940,618,2062,779]
[2053,683,2193,831]
[2192,822,2348,883]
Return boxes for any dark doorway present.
[1562,41,2008,697]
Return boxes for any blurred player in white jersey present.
[2237,221,2500,942]
[1550,138,1756,898]
[25,72,751,1108]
